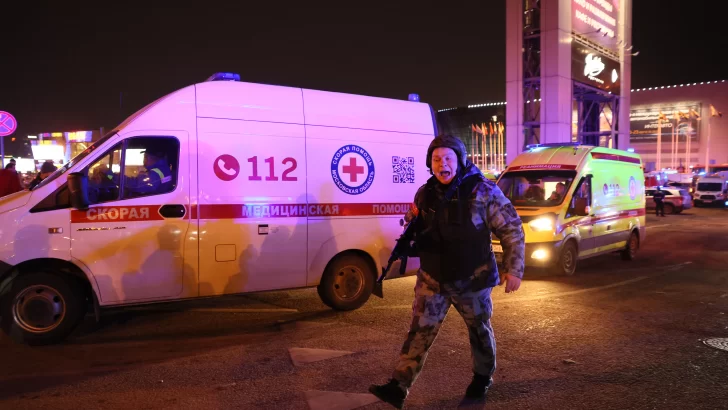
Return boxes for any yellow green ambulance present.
[494,143,646,275]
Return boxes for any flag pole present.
[671,112,676,169]
[656,112,665,171]
[705,104,722,175]
[480,123,488,171]
[500,122,505,171]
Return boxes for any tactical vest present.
[416,173,493,284]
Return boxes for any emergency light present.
[207,72,241,82]
[408,93,420,102]
[526,142,584,150]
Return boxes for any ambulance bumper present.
[494,240,563,268]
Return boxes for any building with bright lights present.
[28,130,102,170]
[628,80,728,173]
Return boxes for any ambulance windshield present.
[497,170,577,207]
[31,132,117,191]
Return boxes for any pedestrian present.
[653,186,666,217]
[28,161,58,190]
[369,135,526,409]
[0,162,23,197]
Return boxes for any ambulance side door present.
[70,133,191,304]
[565,176,595,257]
[196,118,308,296]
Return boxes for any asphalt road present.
[1,207,727,410]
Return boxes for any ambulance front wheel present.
[317,254,375,311]
[621,231,640,261]
[551,240,578,276]
[0,272,87,345]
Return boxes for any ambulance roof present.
[505,144,642,172]
[115,80,436,136]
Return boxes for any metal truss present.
[573,81,620,148]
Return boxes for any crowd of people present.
[0,159,57,197]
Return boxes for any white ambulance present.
[693,175,728,206]
[0,73,436,344]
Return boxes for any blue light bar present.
[526,142,586,150]
[207,72,241,82]
[408,93,420,102]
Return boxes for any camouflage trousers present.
[392,272,496,389]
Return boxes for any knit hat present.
[40,161,57,174]
[426,135,468,169]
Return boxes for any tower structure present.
[505,0,633,163]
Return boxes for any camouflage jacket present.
[405,162,525,292]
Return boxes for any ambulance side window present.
[121,137,179,199]
[87,144,123,205]
[566,177,591,218]
[29,185,71,213]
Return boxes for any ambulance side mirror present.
[68,172,90,211]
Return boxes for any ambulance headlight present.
[529,217,554,232]
[531,249,550,260]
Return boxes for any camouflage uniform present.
[392,163,525,391]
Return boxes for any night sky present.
[0,1,725,156]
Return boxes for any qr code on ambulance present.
[392,156,415,183]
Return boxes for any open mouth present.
[439,171,451,178]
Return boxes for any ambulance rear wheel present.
[0,272,87,345]
[317,254,374,311]
[551,240,578,276]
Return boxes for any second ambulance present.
[494,143,646,275]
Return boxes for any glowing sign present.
[66,131,93,142]
[572,0,620,52]
[31,144,65,160]
[572,42,620,94]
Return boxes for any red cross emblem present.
[342,157,365,182]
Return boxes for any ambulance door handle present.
[159,204,186,218]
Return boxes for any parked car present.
[665,181,693,194]
[645,187,692,214]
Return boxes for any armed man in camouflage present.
[369,135,525,409]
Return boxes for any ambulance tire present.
[621,231,640,261]
[551,240,578,276]
[317,254,374,311]
[0,272,87,346]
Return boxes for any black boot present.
[465,373,492,399]
[369,379,407,409]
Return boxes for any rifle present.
[372,211,419,298]
[372,165,472,298]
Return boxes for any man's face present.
[143,153,157,168]
[556,184,565,194]
[431,147,458,185]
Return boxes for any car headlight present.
[529,217,554,232]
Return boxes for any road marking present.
[128,307,299,313]
[497,276,650,303]
[646,224,671,229]
[188,308,299,313]
[372,262,693,308]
